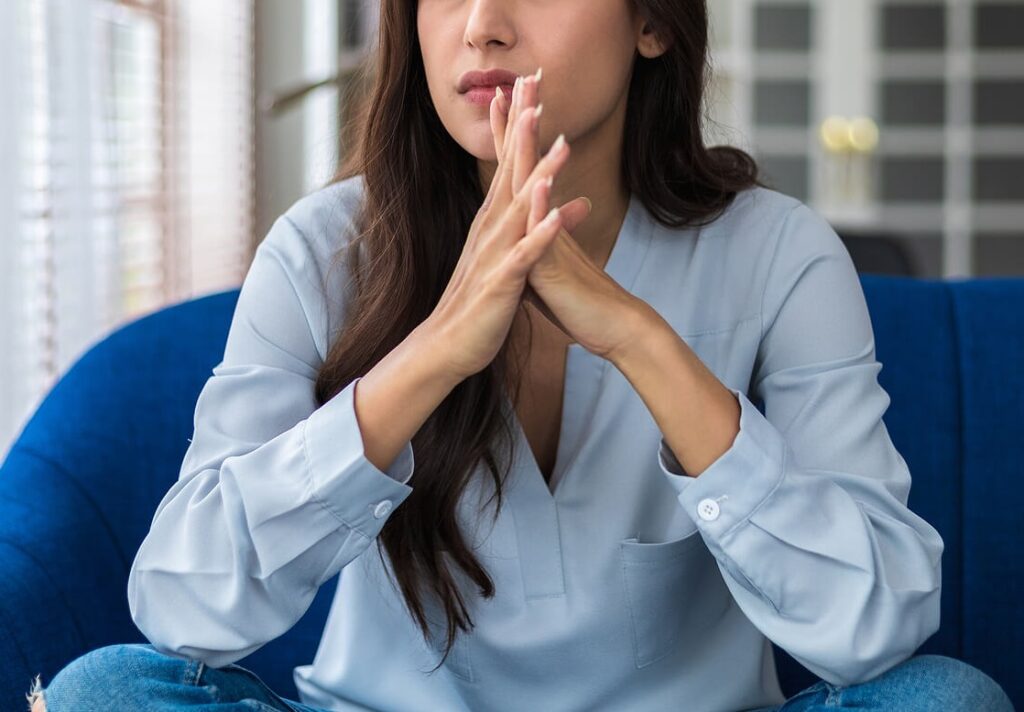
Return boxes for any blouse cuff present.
[658,387,786,540]
[303,376,415,538]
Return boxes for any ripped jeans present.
[26,643,1015,711]
[27,643,323,712]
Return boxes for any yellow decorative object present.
[849,116,879,154]
[820,116,852,153]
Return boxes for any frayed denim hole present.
[25,674,45,711]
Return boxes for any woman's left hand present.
[491,72,649,362]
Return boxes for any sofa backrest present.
[852,275,1023,707]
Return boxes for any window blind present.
[0,0,255,462]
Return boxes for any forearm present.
[355,320,465,475]
[610,304,741,478]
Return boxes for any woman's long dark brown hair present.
[314,0,765,672]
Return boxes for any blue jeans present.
[28,643,1015,711]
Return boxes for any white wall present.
[254,1,308,243]
[254,0,339,246]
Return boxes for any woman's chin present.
[463,134,499,163]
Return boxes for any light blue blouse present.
[127,175,945,712]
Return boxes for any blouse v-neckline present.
[497,190,655,601]
[502,191,655,504]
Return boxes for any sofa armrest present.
[0,446,142,703]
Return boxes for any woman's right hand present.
[427,70,571,381]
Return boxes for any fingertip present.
[489,97,502,148]
[536,174,551,208]
[541,206,561,230]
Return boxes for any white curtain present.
[0,0,255,462]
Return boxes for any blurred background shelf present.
[704,0,1024,279]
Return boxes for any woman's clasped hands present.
[427,66,575,381]
[428,67,648,383]
[489,67,651,364]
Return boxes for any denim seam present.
[222,663,306,710]
[183,658,205,686]
[825,680,843,706]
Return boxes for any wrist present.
[608,300,672,371]
[409,317,472,389]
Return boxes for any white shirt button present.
[373,500,393,519]
[697,498,721,521]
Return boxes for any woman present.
[29,0,1013,710]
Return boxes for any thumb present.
[523,285,573,339]
[558,196,593,234]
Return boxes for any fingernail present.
[542,207,559,226]
[534,66,542,83]
[532,103,543,130]
[583,197,592,211]
[552,133,567,154]
[546,175,554,189]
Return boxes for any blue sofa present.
[2,275,1022,709]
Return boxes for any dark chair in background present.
[838,230,917,276]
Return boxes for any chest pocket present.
[619,529,733,668]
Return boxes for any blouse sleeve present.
[127,214,416,669]
[657,203,944,688]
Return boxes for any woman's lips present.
[462,83,515,106]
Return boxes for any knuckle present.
[511,190,530,213]
[510,241,532,265]
[481,265,504,294]
[476,228,497,252]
